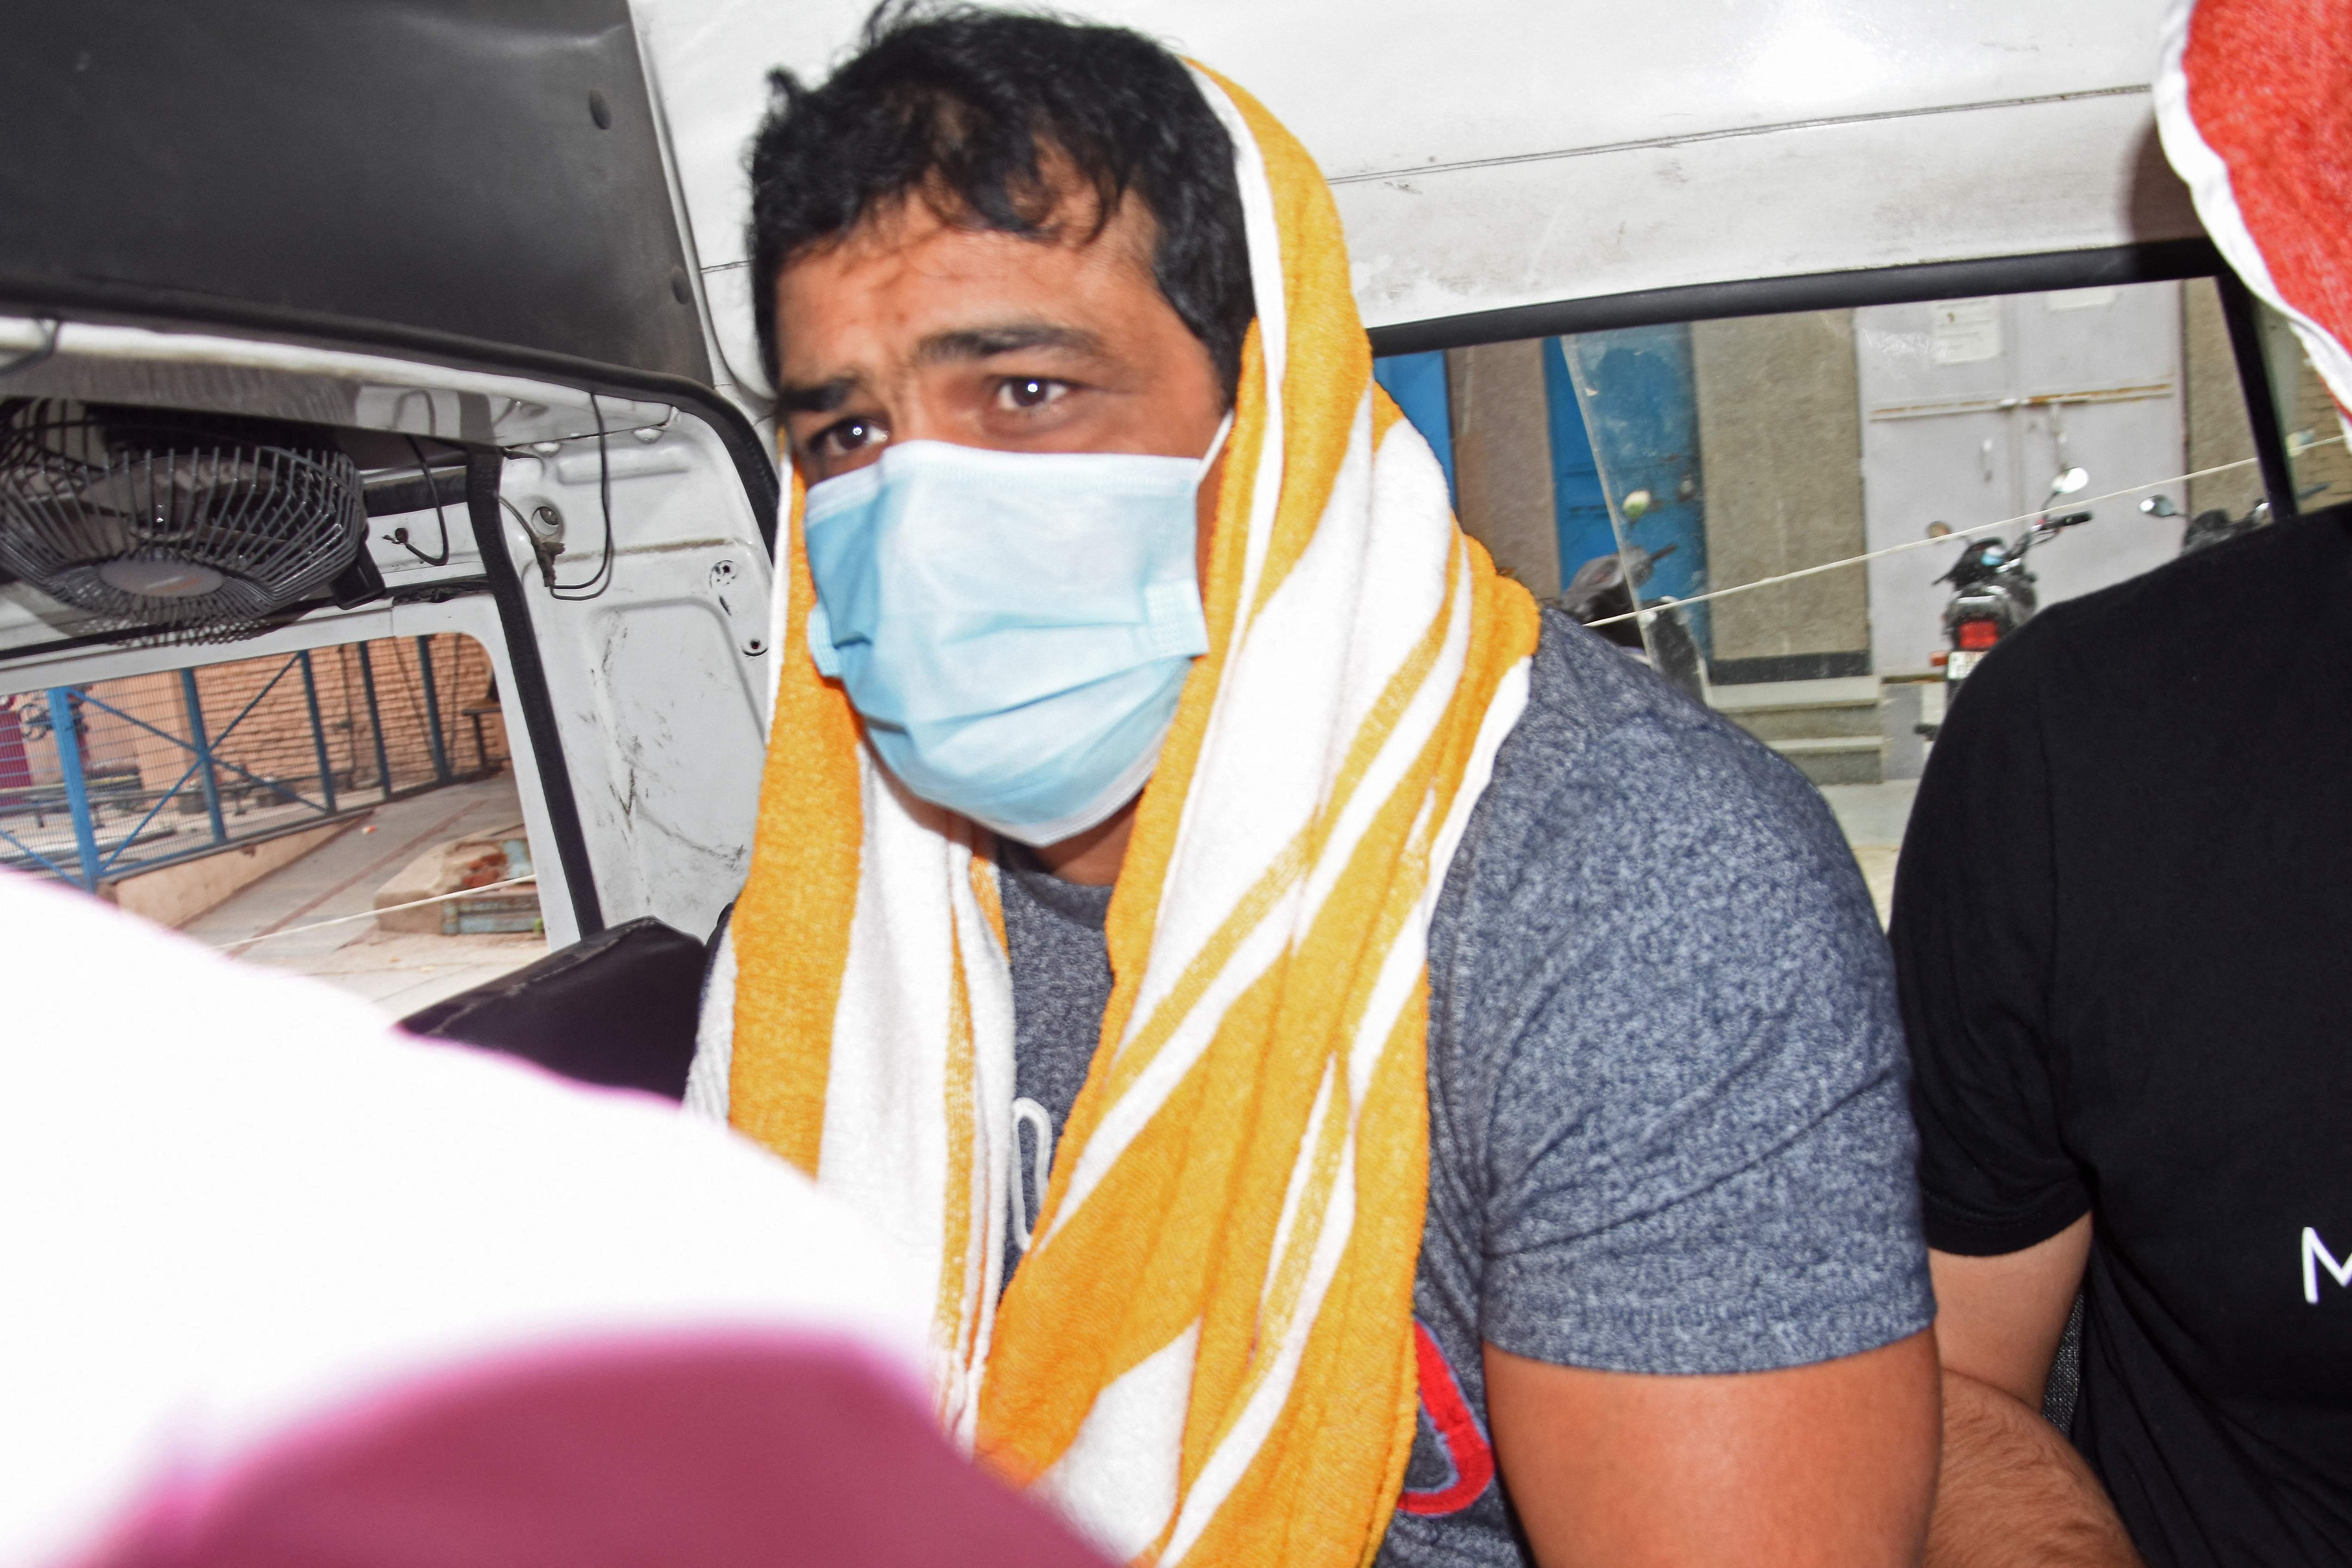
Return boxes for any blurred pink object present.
[78,1339,1105,1568]
[0,870,1100,1568]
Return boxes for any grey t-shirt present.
[997,611,1934,1566]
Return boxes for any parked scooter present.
[1560,539,1708,704]
[1915,467,2092,740]
[2143,482,2325,554]
[2142,492,2261,554]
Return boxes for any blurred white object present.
[0,871,927,1568]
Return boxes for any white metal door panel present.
[497,416,776,943]
[1857,283,2184,677]
[578,597,769,936]
[1858,398,2017,678]
[2009,284,2186,611]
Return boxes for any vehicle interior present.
[2,0,2338,1107]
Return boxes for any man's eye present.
[812,417,885,458]
[999,378,1069,411]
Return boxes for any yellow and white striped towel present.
[689,67,1542,1568]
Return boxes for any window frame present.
[1366,238,2305,526]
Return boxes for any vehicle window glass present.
[2254,300,2352,513]
[1,632,546,1009]
[1381,276,2299,921]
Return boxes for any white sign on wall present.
[1929,299,2003,365]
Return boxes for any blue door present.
[1551,328,1711,652]
[1371,351,1457,504]
[1544,341,1615,584]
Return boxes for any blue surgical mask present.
[802,424,1224,845]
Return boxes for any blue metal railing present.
[0,638,501,891]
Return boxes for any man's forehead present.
[772,196,1157,384]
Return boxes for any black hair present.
[745,1,1254,400]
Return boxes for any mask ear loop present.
[1198,412,1235,480]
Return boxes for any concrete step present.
[1769,735,1885,757]
[1730,704,1882,743]
[1711,675,1887,784]
[1707,674,1880,715]
[1764,734,1887,788]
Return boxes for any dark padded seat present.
[399,917,706,1101]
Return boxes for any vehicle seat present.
[399,917,705,1100]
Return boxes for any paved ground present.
[1819,778,1919,927]
[177,755,1919,1025]
[185,773,547,1020]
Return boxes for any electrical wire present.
[381,435,454,566]
[545,393,616,601]
[1581,438,2346,631]
[214,874,538,952]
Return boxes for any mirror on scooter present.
[2140,495,2181,518]
[1924,521,1954,539]
[2048,467,2090,498]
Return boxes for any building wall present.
[1444,339,1562,598]
[2183,278,2264,521]
[1690,311,1872,679]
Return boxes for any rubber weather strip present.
[467,447,606,937]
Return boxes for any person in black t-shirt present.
[1892,500,2352,1567]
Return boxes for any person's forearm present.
[1927,1369,2142,1568]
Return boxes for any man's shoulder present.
[1419,623,1930,1381]
[1972,501,2352,696]
[1459,610,1862,910]
[1429,609,1888,1058]
[1931,502,2352,786]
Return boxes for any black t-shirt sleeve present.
[1890,628,2091,1256]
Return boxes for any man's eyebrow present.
[917,323,1104,364]
[776,324,1102,411]
[773,377,859,416]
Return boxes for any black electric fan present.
[0,398,369,639]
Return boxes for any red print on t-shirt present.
[1398,1319,1495,1517]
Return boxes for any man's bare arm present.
[1483,1330,1940,1568]
[1927,1218,2141,1567]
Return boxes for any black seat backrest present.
[399,916,706,1101]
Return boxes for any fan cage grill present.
[0,399,367,637]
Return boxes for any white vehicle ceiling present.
[637,0,2202,388]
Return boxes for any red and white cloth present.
[0,871,1102,1568]
[2157,0,2352,435]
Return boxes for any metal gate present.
[0,632,504,892]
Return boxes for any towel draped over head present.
[699,66,1541,1567]
[2156,0,2352,432]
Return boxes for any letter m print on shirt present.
[2303,1227,2352,1305]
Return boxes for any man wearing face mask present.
[687,6,1940,1565]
